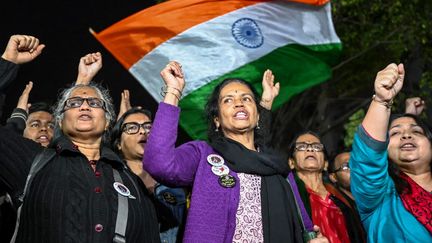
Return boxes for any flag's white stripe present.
[130,1,340,102]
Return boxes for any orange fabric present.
[93,0,330,69]
[291,0,329,5]
[93,0,265,69]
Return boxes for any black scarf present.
[210,137,303,242]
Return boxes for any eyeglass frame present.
[63,96,106,111]
[332,162,350,173]
[121,121,152,135]
[294,142,325,152]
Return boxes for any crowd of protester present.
[0,34,430,243]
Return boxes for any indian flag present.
[93,0,342,140]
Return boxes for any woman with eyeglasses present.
[0,83,160,243]
[143,61,332,243]
[111,95,187,243]
[287,131,365,243]
[328,151,353,201]
[350,63,432,242]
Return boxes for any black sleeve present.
[256,104,272,147]
[0,58,19,119]
[0,126,43,204]
[5,108,28,135]
[0,58,19,91]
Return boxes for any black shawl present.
[211,137,303,242]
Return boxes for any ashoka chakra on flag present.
[93,0,342,140]
[232,18,264,48]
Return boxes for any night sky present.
[1,0,192,142]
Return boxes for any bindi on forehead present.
[72,87,97,97]
[75,89,89,95]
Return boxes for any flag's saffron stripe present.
[93,0,269,69]
[127,1,339,102]
[178,42,342,139]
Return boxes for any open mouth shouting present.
[36,134,50,144]
[233,109,249,120]
[400,142,416,151]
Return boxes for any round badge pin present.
[218,174,236,188]
[162,192,177,205]
[207,154,224,166]
[113,182,131,197]
[211,165,229,176]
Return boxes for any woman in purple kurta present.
[143,62,329,243]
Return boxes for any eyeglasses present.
[122,122,152,135]
[333,162,350,173]
[63,97,105,111]
[294,142,324,152]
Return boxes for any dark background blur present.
[0,0,192,142]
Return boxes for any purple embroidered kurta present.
[143,102,241,243]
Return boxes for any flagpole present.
[89,27,96,36]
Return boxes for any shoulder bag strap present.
[10,149,56,243]
[113,168,128,243]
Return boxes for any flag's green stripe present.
[179,43,342,140]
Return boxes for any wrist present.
[160,85,183,101]
[1,54,17,64]
[75,74,92,85]
[259,100,272,110]
[372,94,393,109]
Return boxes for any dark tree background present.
[271,0,432,157]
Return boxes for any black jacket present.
[0,58,19,119]
[0,126,160,243]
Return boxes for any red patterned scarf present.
[399,172,432,234]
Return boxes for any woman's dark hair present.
[205,78,263,144]
[388,113,432,194]
[286,130,329,161]
[110,107,152,154]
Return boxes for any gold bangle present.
[372,94,393,109]
[160,90,180,101]
[167,86,182,96]
[161,85,182,98]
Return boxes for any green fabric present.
[179,43,342,140]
